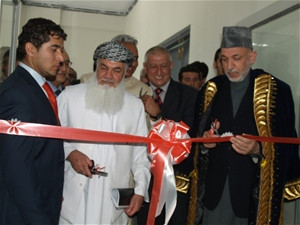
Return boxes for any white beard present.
[85,73,125,114]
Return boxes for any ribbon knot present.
[147,120,191,225]
[7,119,21,134]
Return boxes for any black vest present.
[202,76,259,217]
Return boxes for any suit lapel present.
[161,79,179,116]
[16,66,58,125]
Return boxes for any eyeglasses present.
[60,60,72,67]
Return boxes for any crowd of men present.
[0,17,299,225]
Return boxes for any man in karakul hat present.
[191,26,300,225]
[58,41,151,225]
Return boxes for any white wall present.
[22,5,126,76]
[0,3,14,71]
[0,4,14,48]
[0,0,279,78]
[125,0,276,80]
[1,4,126,76]
[60,10,126,76]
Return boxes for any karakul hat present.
[221,26,253,49]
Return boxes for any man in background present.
[0,17,66,224]
[47,51,71,96]
[62,67,78,88]
[0,49,9,83]
[178,61,208,90]
[213,48,224,76]
[1,49,21,83]
[112,34,153,130]
[111,35,151,95]
[139,68,149,84]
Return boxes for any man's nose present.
[104,70,113,78]
[56,50,64,63]
[157,66,162,75]
[227,59,234,70]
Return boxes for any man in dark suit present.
[0,18,67,225]
[139,46,197,225]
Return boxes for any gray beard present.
[85,73,125,114]
[225,63,251,82]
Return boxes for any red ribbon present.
[1,119,300,224]
[0,119,152,144]
[1,119,299,145]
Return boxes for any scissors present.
[89,160,108,177]
[209,119,219,135]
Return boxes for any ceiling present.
[6,0,138,16]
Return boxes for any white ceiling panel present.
[20,0,138,16]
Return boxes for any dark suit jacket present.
[161,79,197,173]
[144,79,197,225]
[161,79,197,133]
[0,66,64,225]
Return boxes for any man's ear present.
[249,50,257,65]
[143,63,147,73]
[25,42,36,57]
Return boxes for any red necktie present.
[42,82,60,124]
[154,88,163,106]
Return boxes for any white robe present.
[57,83,151,225]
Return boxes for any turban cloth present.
[93,41,134,65]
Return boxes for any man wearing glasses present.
[47,51,72,96]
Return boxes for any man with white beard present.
[58,41,151,225]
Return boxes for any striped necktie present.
[154,88,163,106]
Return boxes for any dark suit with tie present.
[137,79,198,225]
[0,66,64,224]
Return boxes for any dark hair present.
[178,64,199,81]
[191,61,209,78]
[17,17,67,60]
[214,48,221,62]
[178,61,209,81]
